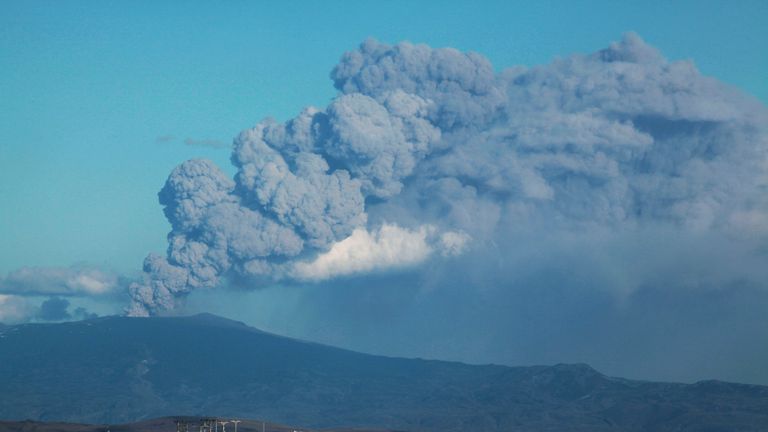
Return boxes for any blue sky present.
[2,0,766,274]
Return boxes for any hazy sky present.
[1,1,767,385]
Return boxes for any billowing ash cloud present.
[128,33,768,316]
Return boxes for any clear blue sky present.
[2,0,767,274]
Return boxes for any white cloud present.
[293,224,469,281]
[0,294,33,324]
[0,266,119,297]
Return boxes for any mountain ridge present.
[1,314,766,432]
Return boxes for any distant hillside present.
[0,314,766,432]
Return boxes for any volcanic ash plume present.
[127,33,768,316]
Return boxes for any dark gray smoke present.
[36,297,71,321]
[128,33,768,317]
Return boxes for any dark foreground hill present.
[0,417,393,432]
[0,314,766,432]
